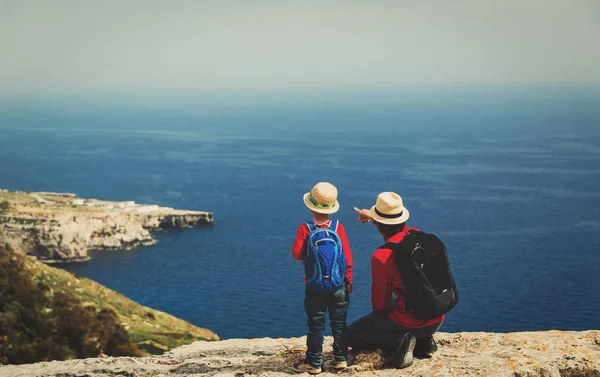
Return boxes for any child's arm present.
[291,225,308,260]
[336,223,353,293]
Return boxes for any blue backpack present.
[303,221,347,293]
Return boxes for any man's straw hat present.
[370,192,410,225]
[303,182,340,214]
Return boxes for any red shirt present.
[292,220,353,284]
[371,226,444,328]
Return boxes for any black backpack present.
[382,231,458,320]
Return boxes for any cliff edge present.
[1,331,598,376]
[0,190,214,262]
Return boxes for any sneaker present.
[329,359,347,369]
[292,361,321,374]
[394,332,416,369]
[414,336,438,358]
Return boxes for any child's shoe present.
[329,359,347,369]
[293,360,321,374]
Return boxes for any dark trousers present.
[304,284,350,367]
[348,310,442,352]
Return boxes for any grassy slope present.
[23,256,219,355]
[1,191,219,354]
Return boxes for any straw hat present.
[303,182,340,214]
[370,192,410,225]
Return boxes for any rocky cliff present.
[0,331,598,376]
[0,190,214,263]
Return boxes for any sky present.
[1,0,600,99]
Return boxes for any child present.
[291,182,353,374]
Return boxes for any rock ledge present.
[1,331,598,376]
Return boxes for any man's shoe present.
[414,336,438,358]
[329,359,347,369]
[292,361,321,374]
[394,332,416,369]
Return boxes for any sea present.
[1,89,599,340]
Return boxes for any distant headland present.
[0,189,214,263]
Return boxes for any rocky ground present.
[0,190,214,262]
[1,331,599,377]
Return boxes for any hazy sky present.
[1,0,599,97]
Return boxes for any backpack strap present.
[306,221,316,232]
[329,220,342,255]
[379,230,423,250]
[381,241,410,309]
[329,220,339,232]
[380,242,399,250]
[382,230,424,312]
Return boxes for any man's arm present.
[371,252,392,311]
[354,207,372,223]
[291,225,308,260]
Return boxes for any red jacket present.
[292,220,353,285]
[371,226,444,328]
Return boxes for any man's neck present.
[383,227,408,242]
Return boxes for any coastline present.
[0,189,214,263]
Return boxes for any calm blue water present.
[1,92,599,339]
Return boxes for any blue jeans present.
[348,310,442,352]
[304,284,349,368]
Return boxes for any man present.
[350,192,443,369]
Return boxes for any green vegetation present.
[0,201,9,213]
[0,244,218,365]
[0,244,141,364]
[0,191,101,214]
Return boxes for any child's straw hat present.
[303,182,340,214]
